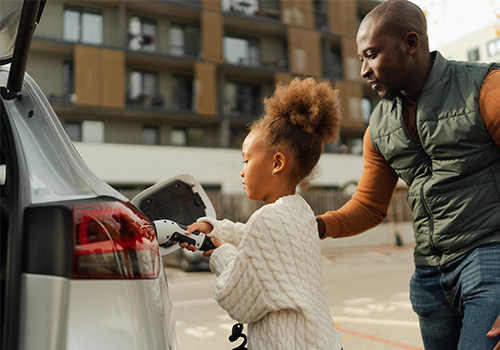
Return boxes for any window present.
[223,82,261,115]
[487,38,500,57]
[64,120,105,143]
[63,6,103,44]
[65,122,81,142]
[224,36,260,66]
[129,16,157,52]
[256,0,280,19]
[170,128,205,146]
[221,0,259,15]
[62,60,74,97]
[128,70,162,107]
[314,0,328,30]
[169,24,201,57]
[171,75,193,110]
[467,47,480,61]
[361,98,372,122]
[324,39,343,80]
[171,128,187,146]
[143,126,159,145]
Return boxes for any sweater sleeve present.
[318,129,399,238]
[208,212,291,324]
[480,70,500,147]
[197,217,245,246]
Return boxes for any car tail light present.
[73,201,160,279]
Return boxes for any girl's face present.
[240,128,276,204]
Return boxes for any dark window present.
[314,0,328,30]
[169,24,201,57]
[467,47,480,61]
[324,39,343,80]
[64,122,82,142]
[223,82,261,116]
[171,75,193,110]
[128,70,162,107]
[62,60,74,97]
[143,126,159,145]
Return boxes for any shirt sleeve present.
[480,70,500,147]
[318,129,399,238]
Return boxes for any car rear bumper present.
[19,271,177,350]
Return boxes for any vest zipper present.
[413,101,437,254]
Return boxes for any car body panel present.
[19,273,177,350]
[0,67,126,205]
[1,66,179,348]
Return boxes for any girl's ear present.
[272,152,286,175]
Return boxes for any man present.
[316,0,500,349]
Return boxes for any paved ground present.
[165,244,424,350]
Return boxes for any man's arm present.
[480,69,500,147]
[318,129,399,238]
[480,69,500,349]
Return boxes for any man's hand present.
[487,312,500,350]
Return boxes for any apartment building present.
[27,0,380,192]
[439,19,500,63]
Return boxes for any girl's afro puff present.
[263,77,340,145]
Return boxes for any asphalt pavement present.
[166,244,424,350]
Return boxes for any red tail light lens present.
[73,201,160,279]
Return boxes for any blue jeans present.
[410,244,500,350]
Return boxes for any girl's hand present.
[203,237,221,257]
[178,221,214,252]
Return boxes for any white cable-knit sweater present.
[200,194,342,350]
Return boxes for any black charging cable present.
[229,323,247,350]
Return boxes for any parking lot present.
[166,244,424,350]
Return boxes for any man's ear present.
[272,152,286,175]
[405,31,420,54]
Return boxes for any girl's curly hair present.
[250,77,341,185]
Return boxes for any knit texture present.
[201,194,342,350]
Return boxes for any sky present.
[410,0,499,50]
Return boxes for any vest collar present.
[420,51,447,97]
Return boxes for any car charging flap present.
[131,174,216,256]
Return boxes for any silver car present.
[1,1,213,348]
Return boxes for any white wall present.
[74,142,365,192]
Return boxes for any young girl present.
[188,77,342,350]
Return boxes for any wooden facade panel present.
[341,36,363,82]
[287,27,322,76]
[102,49,125,108]
[75,45,101,106]
[195,62,218,115]
[202,10,223,63]
[334,80,365,124]
[280,0,314,28]
[328,0,357,36]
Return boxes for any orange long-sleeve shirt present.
[319,69,500,239]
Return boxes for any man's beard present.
[380,88,401,101]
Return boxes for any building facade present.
[27,0,380,193]
[439,19,500,63]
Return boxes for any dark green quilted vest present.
[369,51,500,266]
